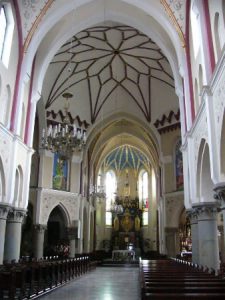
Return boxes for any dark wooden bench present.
[0,255,97,299]
[140,259,225,300]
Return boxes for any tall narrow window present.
[105,170,116,226]
[0,6,7,59]
[139,170,149,225]
[0,4,14,67]
[190,4,201,58]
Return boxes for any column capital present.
[214,183,225,209]
[192,202,219,221]
[34,224,47,233]
[7,208,26,223]
[0,204,11,220]
[186,209,198,224]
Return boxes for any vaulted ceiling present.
[42,22,178,129]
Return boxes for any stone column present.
[193,202,220,272]
[0,204,10,264]
[33,224,46,259]
[67,227,76,258]
[165,227,179,257]
[214,184,225,263]
[187,209,199,264]
[4,208,26,262]
[218,225,225,263]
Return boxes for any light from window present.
[0,7,7,59]
[0,4,14,67]
[139,170,148,210]
[143,211,148,226]
[106,211,112,226]
[105,171,116,211]
[105,170,116,226]
[139,170,149,225]
[191,5,201,58]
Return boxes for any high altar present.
[112,196,142,251]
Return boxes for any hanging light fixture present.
[111,197,123,214]
[41,92,87,159]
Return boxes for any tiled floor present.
[40,267,141,300]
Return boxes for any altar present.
[112,249,135,261]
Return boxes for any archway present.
[45,205,69,257]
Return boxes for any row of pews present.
[0,255,96,299]
[140,258,225,299]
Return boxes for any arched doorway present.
[45,205,69,257]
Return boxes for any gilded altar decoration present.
[121,209,133,232]
[113,215,119,231]
[135,215,140,231]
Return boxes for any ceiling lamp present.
[111,197,124,214]
[41,92,87,159]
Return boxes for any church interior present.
[1,0,225,299]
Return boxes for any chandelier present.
[41,92,87,159]
[90,183,106,201]
[111,196,123,214]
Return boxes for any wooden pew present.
[140,259,225,300]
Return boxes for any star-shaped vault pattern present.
[46,25,174,123]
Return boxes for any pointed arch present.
[196,139,214,202]
[13,165,23,207]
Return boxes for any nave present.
[39,266,140,300]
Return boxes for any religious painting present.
[121,209,134,232]
[175,139,184,190]
[53,153,68,191]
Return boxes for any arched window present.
[175,139,184,190]
[139,170,148,225]
[105,170,116,226]
[0,4,14,67]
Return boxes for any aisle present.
[40,267,141,300]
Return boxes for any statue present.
[135,215,140,231]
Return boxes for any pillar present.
[4,208,26,262]
[165,227,179,257]
[33,224,46,259]
[0,204,10,264]
[193,202,220,272]
[187,209,199,264]
[218,225,225,263]
[214,184,225,263]
[67,227,76,258]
